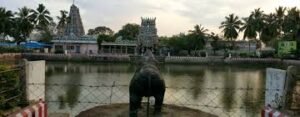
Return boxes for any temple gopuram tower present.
[137,17,159,54]
[64,4,85,36]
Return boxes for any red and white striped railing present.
[261,106,288,117]
[9,100,47,117]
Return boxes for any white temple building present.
[51,4,98,54]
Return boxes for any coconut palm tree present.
[210,32,222,55]
[57,10,69,36]
[0,7,14,39]
[240,17,257,54]
[283,7,300,40]
[12,7,34,44]
[248,8,265,48]
[275,6,286,35]
[251,9,264,33]
[219,13,242,49]
[260,13,280,45]
[241,17,257,40]
[187,25,208,55]
[31,4,53,31]
[189,24,208,36]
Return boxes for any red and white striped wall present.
[261,106,287,117]
[9,100,47,117]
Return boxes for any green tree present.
[250,8,264,33]
[241,17,257,40]
[56,10,69,36]
[166,34,188,55]
[249,8,265,48]
[240,17,257,54]
[115,23,140,40]
[30,4,53,31]
[11,7,34,44]
[0,7,14,39]
[0,65,21,111]
[282,7,300,40]
[188,24,208,36]
[283,7,300,56]
[97,34,113,50]
[260,13,280,45]
[40,29,53,43]
[187,24,207,55]
[275,6,286,34]
[220,14,242,49]
[210,32,222,55]
[87,26,114,36]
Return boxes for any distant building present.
[137,17,159,54]
[101,37,137,55]
[52,4,98,54]
[205,40,257,56]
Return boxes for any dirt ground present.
[76,103,217,117]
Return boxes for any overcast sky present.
[1,0,300,36]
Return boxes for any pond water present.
[44,62,282,117]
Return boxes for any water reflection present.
[50,65,83,109]
[65,66,82,109]
[190,70,205,100]
[45,62,271,117]
[242,70,265,116]
[221,68,236,111]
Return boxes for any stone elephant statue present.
[129,49,165,117]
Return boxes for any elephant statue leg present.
[154,93,165,114]
[130,94,142,117]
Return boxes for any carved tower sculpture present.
[137,17,159,54]
[64,4,85,37]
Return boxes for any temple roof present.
[64,4,85,37]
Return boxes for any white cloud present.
[1,0,300,36]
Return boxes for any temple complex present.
[51,4,160,55]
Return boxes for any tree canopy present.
[31,4,53,31]
[115,23,140,40]
[161,25,208,56]
[56,10,69,36]
[220,14,242,47]
[87,26,114,36]
[0,4,55,44]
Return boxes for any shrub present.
[178,50,189,56]
[0,65,21,111]
[55,49,64,54]
[0,47,33,53]
[239,53,248,58]
[260,50,275,58]
[200,52,206,57]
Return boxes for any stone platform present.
[76,103,216,117]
